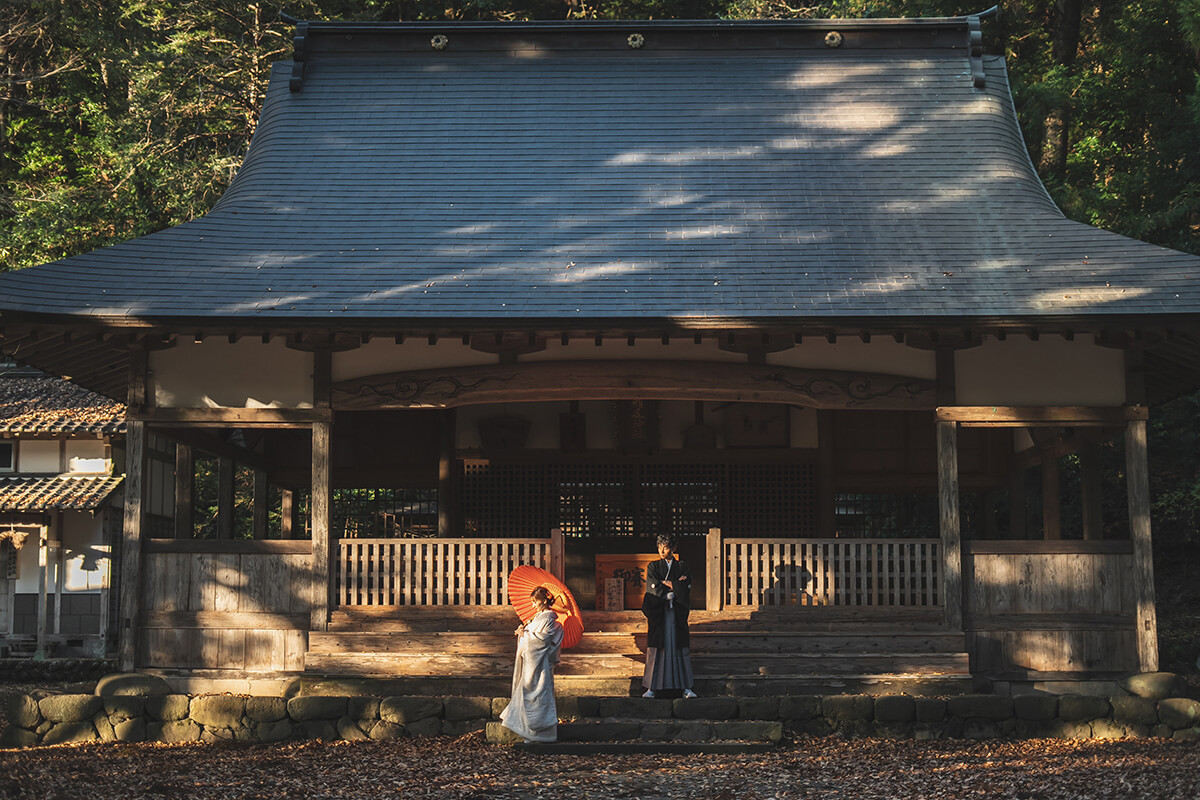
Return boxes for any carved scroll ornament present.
[332,360,936,410]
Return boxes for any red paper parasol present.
[507,565,584,648]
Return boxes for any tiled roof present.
[0,372,125,435]
[0,475,123,512]
[0,18,1196,327]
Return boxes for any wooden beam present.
[127,407,332,426]
[438,410,458,538]
[1080,442,1103,540]
[938,406,1147,426]
[281,489,296,539]
[967,540,1132,555]
[173,443,193,539]
[937,420,963,631]
[119,419,147,671]
[550,528,564,581]
[217,457,235,539]
[1041,451,1061,540]
[313,349,332,409]
[35,525,48,660]
[310,420,331,631]
[817,411,836,536]
[706,527,723,612]
[253,470,269,539]
[143,538,311,555]
[1125,418,1159,671]
[935,347,956,405]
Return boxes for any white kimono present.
[500,609,565,742]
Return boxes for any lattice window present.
[462,461,817,540]
[461,461,555,538]
[835,492,980,538]
[724,463,817,537]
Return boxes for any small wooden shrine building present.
[0,367,125,658]
[2,15,1199,692]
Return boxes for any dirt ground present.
[2,734,1199,800]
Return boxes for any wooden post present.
[1125,418,1159,671]
[311,421,331,631]
[438,409,458,537]
[52,518,63,636]
[1009,433,1028,539]
[173,443,193,539]
[706,527,722,612]
[1041,452,1061,540]
[937,419,963,630]
[817,411,836,536]
[1080,442,1103,540]
[217,457,235,539]
[550,528,564,580]
[281,489,296,539]
[253,470,269,539]
[34,524,49,660]
[119,419,147,671]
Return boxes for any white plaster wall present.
[151,340,313,408]
[767,339,936,378]
[956,335,1125,406]
[66,439,108,473]
[334,339,498,382]
[18,441,59,473]
[13,513,107,593]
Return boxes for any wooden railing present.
[710,531,941,609]
[336,531,564,606]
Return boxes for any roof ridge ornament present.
[290,20,309,93]
[968,15,985,89]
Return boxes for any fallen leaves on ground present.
[2,734,1199,800]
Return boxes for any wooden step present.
[309,629,965,658]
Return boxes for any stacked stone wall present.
[4,690,1198,748]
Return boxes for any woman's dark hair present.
[655,534,677,550]
[531,586,556,608]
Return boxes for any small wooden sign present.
[595,553,659,611]
[602,578,624,611]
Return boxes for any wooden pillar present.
[118,419,147,671]
[52,516,63,635]
[34,524,49,660]
[281,489,296,539]
[310,420,331,631]
[119,344,149,671]
[173,443,193,539]
[706,527,723,612]
[937,419,963,630]
[1041,452,1061,540]
[1009,431,1027,539]
[438,409,458,538]
[1125,418,1159,671]
[252,470,269,539]
[1080,442,1103,540]
[817,411,836,536]
[549,528,564,581]
[217,457,235,539]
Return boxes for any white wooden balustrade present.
[716,536,941,609]
[337,532,562,606]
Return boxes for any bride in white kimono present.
[500,586,565,742]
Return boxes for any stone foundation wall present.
[4,691,1198,748]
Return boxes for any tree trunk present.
[1039,0,1085,179]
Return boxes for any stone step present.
[513,741,777,755]
[485,719,784,746]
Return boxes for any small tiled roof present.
[0,371,126,435]
[0,475,123,512]
[0,17,1196,326]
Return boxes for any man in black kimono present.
[641,534,697,698]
